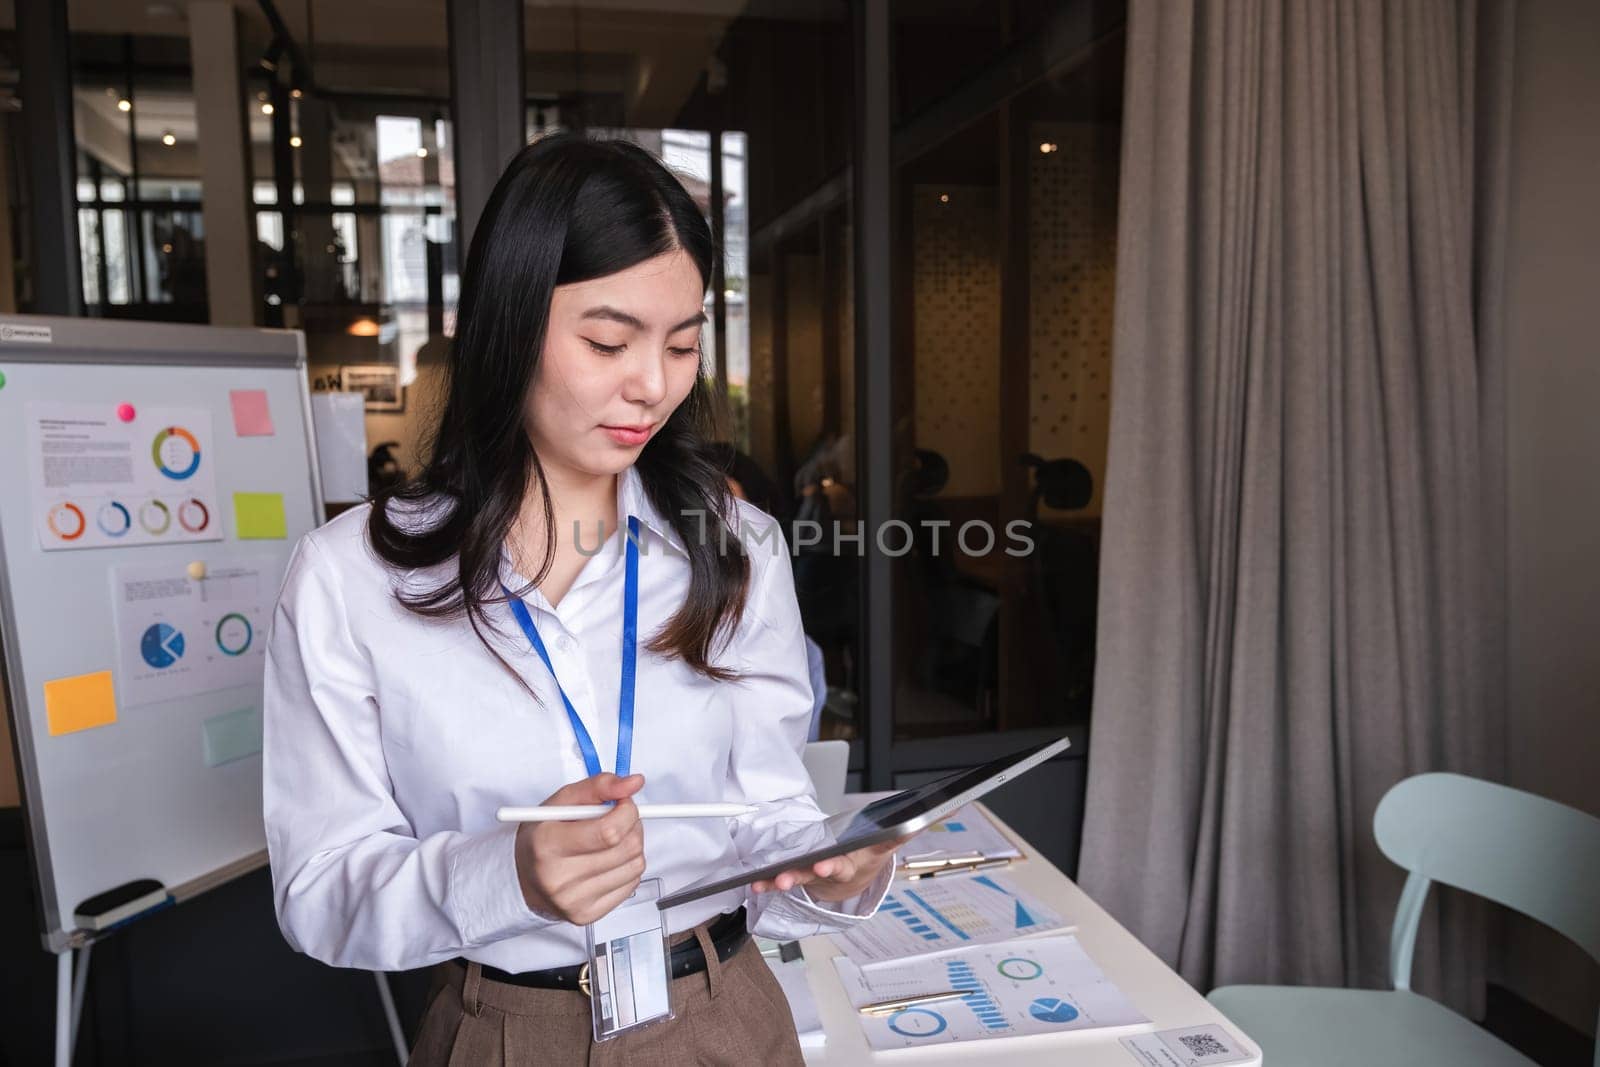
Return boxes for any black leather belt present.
[464,906,747,996]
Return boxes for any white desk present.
[796,802,1263,1065]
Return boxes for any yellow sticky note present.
[44,671,117,737]
[233,492,287,539]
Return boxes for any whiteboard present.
[0,315,324,951]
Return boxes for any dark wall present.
[0,810,432,1067]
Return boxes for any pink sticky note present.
[229,389,275,437]
[116,403,136,422]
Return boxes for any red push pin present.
[116,403,136,422]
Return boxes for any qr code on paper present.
[1158,1024,1247,1065]
[1179,1032,1231,1057]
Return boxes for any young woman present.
[263,134,898,1064]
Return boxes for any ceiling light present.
[938,193,950,203]
[117,98,132,112]
[1039,142,1058,154]
[290,135,302,148]
[161,131,176,146]
[416,147,428,158]
[261,102,274,115]
[290,88,303,99]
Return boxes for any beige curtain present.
[1080,0,1514,1017]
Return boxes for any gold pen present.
[900,851,983,872]
[859,989,971,1016]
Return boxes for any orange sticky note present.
[44,671,117,737]
[229,389,275,436]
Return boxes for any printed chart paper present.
[900,803,1022,862]
[835,871,1069,966]
[28,402,222,551]
[835,935,1146,1051]
[110,560,270,708]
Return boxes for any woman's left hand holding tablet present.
[513,772,647,925]
[750,836,905,902]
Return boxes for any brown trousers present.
[409,921,806,1066]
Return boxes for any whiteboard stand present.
[70,944,90,1052]
[54,948,70,1066]
[0,316,325,1065]
[56,941,90,1067]
[374,971,407,1064]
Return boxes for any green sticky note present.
[233,492,287,539]
[202,707,262,766]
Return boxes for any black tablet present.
[656,735,1071,910]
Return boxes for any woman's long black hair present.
[368,133,749,680]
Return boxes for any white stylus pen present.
[495,803,757,823]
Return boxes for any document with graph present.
[833,871,1070,966]
[833,935,1146,1051]
[900,803,1022,862]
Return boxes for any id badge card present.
[584,878,674,1042]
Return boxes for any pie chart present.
[152,426,202,480]
[140,623,186,669]
[1028,997,1079,1024]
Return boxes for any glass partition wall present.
[22,0,1128,874]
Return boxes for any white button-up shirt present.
[263,465,889,972]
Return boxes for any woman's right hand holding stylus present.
[515,772,646,925]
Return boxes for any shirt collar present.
[498,466,690,601]
[619,464,689,557]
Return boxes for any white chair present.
[1209,773,1600,1067]
[802,740,849,816]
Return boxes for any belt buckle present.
[578,961,592,998]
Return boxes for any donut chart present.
[151,426,202,480]
[215,613,253,656]
[97,500,132,537]
[47,502,86,540]
[997,957,1044,981]
[887,1008,948,1038]
[178,497,210,532]
[139,499,172,534]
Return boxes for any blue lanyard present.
[504,516,640,778]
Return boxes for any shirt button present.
[557,635,574,652]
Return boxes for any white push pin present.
[187,561,207,581]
